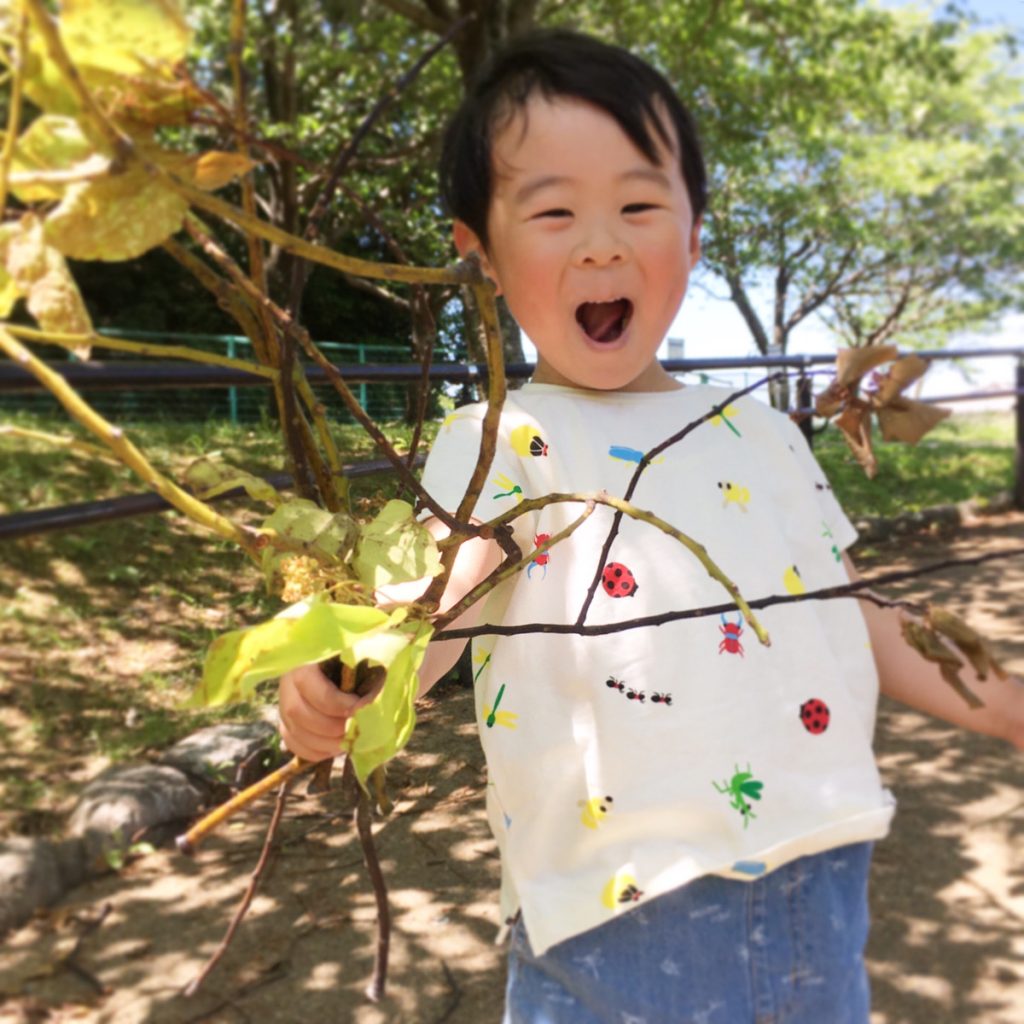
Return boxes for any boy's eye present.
[623,203,659,214]
[534,208,572,220]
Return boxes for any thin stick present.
[436,545,1024,642]
[176,757,313,855]
[182,779,292,997]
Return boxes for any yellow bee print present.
[578,794,614,830]
[601,868,643,910]
[510,424,549,458]
[717,480,750,512]
[783,564,806,595]
[492,472,524,502]
[472,648,492,684]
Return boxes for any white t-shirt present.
[420,382,894,956]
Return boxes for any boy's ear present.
[453,220,501,294]
[689,216,702,264]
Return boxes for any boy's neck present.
[531,357,684,393]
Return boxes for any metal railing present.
[2,343,1022,538]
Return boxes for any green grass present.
[815,411,1015,520]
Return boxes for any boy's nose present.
[572,222,628,267]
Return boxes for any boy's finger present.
[282,687,349,741]
[280,721,341,763]
[288,665,362,717]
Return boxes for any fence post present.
[796,373,814,449]
[358,343,368,412]
[227,336,238,424]
[1016,356,1024,511]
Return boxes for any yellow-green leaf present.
[353,499,442,590]
[44,166,188,261]
[189,599,415,707]
[347,619,432,786]
[9,116,101,202]
[261,498,358,561]
[61,0,191,78]
[184,456,281,505]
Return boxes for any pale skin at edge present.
[278,96,1024,761]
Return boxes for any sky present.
[522,0,1023,410]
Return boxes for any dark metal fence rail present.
[2,344,1022,538]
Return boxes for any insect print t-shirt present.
[419,382,895,957]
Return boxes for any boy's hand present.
[278,663,380,762]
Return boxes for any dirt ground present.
[1,514,1022,1024]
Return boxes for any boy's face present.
[454,95,701,393]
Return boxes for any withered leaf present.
[834,345,898,389]
[871,354,929,406]
[926,605,1008,682]
[876,397,952,445]
[835,399,877,478]
[900,617,984,709]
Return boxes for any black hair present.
[439,29,707,251]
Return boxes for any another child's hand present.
[278,663,376,762]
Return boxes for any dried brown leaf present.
[835,400,877,478]
[876,397,951,445]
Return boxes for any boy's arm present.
[278,518,500,761]
[844,552,1024,750]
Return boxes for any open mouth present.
[575,298,633,343]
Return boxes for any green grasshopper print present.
[713,764,764,828]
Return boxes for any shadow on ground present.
[1,515,1022,1024]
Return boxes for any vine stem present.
[4,324,279,380]
[0,0,28,215]
[0,327,263,558]
[436,490,769,644]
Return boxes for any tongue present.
[578,300,629,342]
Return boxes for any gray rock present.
[158,720,281,791]
[68,764,204,865]
[0,835,87,935]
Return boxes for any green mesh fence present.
[0,331,414,424]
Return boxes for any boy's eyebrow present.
[513,167,672,205]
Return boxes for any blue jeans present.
[503,842,873,1024]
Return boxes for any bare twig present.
[437,545,1024,642]
[183,780,293,997]
[575,373,787,626]
[344,759,391,1002]
[286,17,469,313]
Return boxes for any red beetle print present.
[527,533,552,579]
[718,613,745,656]
[602,562,638,598]
[800,698,831,735]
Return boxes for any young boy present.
[279,30,1023,1023]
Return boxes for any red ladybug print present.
[800,698,831,735]
[718,612,745,656]
[527,533,552,579]
[602,562,638,598]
